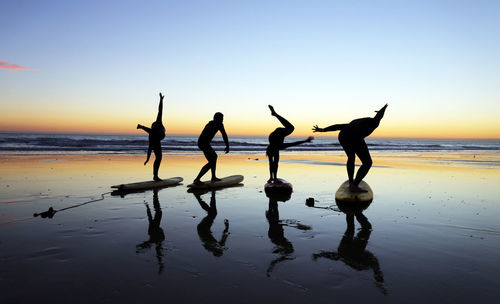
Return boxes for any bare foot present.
[154,176,162,182]
[211,177,222,183]
[268,105,276,116]
[193,179,204,185]
[349,184,368,193]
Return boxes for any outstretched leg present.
[269,105,294,136]
[194,145,219,183]
[346,154,355,185]
[340,139,356,185]
[153,146,162,181]
[353,140,372,188]
[267,152,279,182]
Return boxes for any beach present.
[1,151,500,303]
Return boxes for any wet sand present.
[1,152,500,303]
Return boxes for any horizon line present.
[0,130,499,141]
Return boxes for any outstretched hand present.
[375,103,388,113]
[306,136,314,142]
[159,92,164,101]
[312,125,323,132]
[137,124,142,129]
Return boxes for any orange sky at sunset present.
[2,2,499,140]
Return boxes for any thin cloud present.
[0,61,38,71]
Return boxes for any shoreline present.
[1,150,499,170]
[2,149,500,302]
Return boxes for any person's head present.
[214,112,224,123]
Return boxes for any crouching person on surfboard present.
[137,92,166,181]
[193,112,229,185]
[313,104,388,193]
[267,105,313,183]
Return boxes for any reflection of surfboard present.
[187,175,244,189]
[335,180,373,203]
[111,177,183,191]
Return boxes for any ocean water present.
[0,132,499,154]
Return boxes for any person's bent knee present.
[362,158,372,167]
[208,154,217,164]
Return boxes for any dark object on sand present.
[33,207,56,218]
[306,197,315,207]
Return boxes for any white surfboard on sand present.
[111,177,183,191]
[335,180,373,203]
[187,175,244,189]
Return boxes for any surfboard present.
[187,175,244,189]
[335,180,373,203]
[111,177,183,191]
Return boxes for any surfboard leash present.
[33,191,112,219]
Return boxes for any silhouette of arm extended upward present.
[156,93,164,123]
[312,124,347,133]
[220,125,230,153]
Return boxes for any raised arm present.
[137,124,152,134]
[220,124,230,153]
[281,136,314,149]
[156,92,164,123]
[312,124,347,133]
[373,103,388,123]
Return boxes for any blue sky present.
[1,0,499,137]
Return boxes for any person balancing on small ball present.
[313,104,388,193]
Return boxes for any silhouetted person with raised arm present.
[267,105,313,183]
[313,104,388,192]
[137,92,166,181]
[193,190,230,257]
[193,112,229,184]
[136,189,165,274]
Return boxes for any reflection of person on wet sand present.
[193,112,229,185]
[136,190,165,274]
[267,105,313,183]
[312,211,386,294]
[137,93,166,181]
[266,198,294,276]
[313,104,388,192]
[266,196,311,276]
[194,191,230,257]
